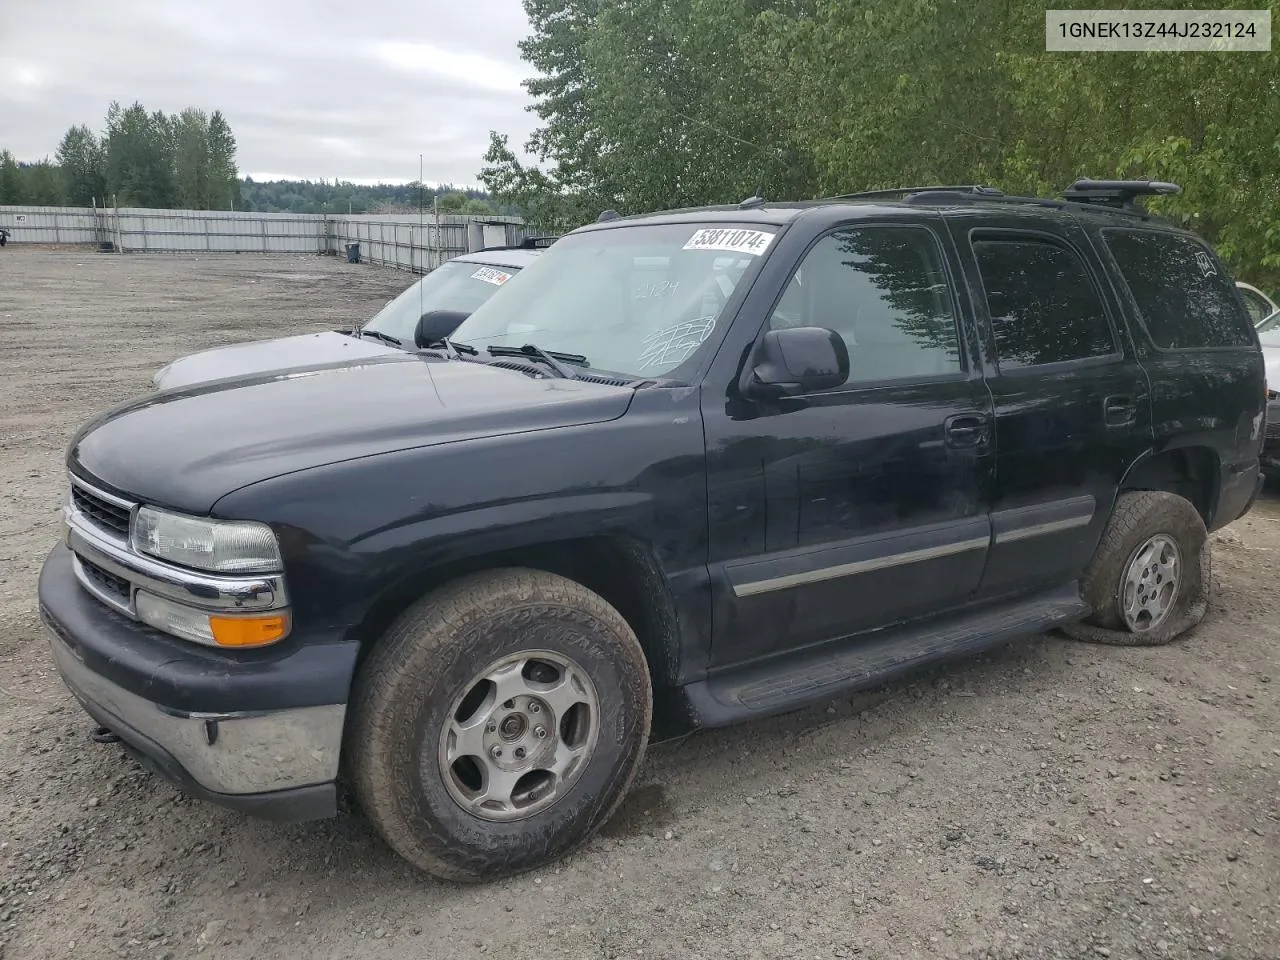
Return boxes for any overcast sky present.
[0,0,539,186]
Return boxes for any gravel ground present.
[1,248,1278,960]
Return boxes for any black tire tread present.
[347,568,652,881]
[1066,490,1210,646]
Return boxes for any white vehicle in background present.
[152,240,555,391]
[1257,308,1280,474]
[1237,281,1279,327]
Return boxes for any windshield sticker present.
[637,316,717,369]
[471,266,514,286]
[682,228,775,257]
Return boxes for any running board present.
[682,582,1087,729]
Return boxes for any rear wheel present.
[348,568,652,881]
[1065,491,1211,646]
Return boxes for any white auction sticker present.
[471,266,513,286]
[683,228,775,257]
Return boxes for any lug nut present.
[514,747,526,759]
[490,746,503,760]
[534,726,547,739]
[529,703,541,714]
[486,721,497,733]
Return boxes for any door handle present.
[1104,395,1137,426]
[944,413,989,448]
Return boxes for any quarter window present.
[973,238,1116,369]
[767,226,961,385]
[1102,229,1255,348]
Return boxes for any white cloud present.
[0,0,541,186]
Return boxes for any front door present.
[703,218,995,669]
[945,210,1155,598]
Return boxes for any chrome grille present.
[70,480,133,539]
[1267,419,1280,440]
[77,555,130,601]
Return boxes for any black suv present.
[38,180,1266,882]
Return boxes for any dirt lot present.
[1,248,1278,960]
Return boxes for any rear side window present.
[973,238,1117,370]
[1102,229,1254,349]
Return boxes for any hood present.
[152,331,398,390]
[71,356,635,514]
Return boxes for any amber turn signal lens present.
[208,614,289,648]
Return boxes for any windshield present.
[361,259,522,343]
[1257,309,1280,338]
[448,222,776,378]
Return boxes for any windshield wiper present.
[354,328,402,348]
[417,337,479,360]
[486,344,586,379]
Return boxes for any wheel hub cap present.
[1120,534,1181,633]
[436,651,599,822]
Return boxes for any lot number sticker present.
[471,266,514,286]
[683,228,775,257]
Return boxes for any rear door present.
[946,209,1154,598]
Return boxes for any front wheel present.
[1065,491,1211,646]
[348,569,652,881]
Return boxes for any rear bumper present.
[39,542,350,821]
[1213,458,1265,530]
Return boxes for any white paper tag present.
[682,228,775,257]
[471,266,514,286]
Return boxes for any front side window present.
[361,259,522,344]
[973,238,1116,370]
[450,223,773,378]
[767,226,962,385]
[1102,229,1255,349]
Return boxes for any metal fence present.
[0,205,527,274]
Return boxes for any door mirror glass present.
[748,326,849,397]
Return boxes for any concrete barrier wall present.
[0,206,527,274]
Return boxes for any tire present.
[1063,491,1211,647]
[347,568,652,882]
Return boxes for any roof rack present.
[1061,179,1180,209]
[828,184,1006,202]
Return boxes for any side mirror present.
[414,309,471,348]
[746,326,849,398]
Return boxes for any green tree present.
[173,108,212,209]
[0,149,21,204]
[104,101,176,207]
[56,124,106,206]
[434,191,470,214]
[487,0,1279,288]
[18,159,64,204]
[207,111,238,209]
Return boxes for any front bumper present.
[39,542,351,822]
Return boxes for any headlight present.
[132,506,282,573]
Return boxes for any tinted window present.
[974,239,1116,369]
[1102,230,1254,348]
[768,226,961,384]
